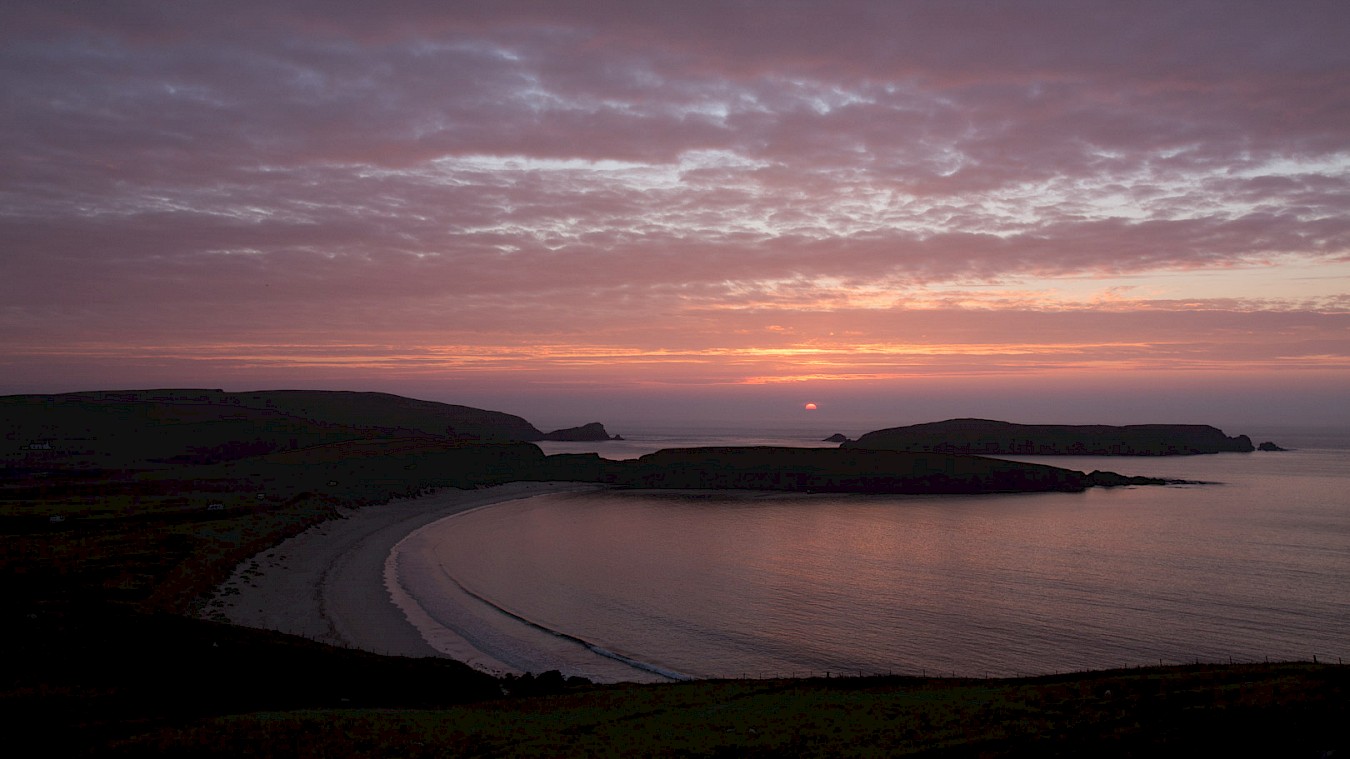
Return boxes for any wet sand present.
[203,482,601,658]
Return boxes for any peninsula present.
[598,446,1167,494]
[845,418,1258,456]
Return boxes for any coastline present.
[202,482,849,684]
[388,496,682,683]
[203,481,601,660]
[201,447,1350,683]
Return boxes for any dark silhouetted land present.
[3,389,1340,755]
[538,421,618,441]
[607,445,1170,493]
[846,418,1259,455]
[5,390,1175,496]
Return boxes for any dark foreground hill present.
[846,418,1257,455]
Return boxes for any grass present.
[105,665,1348,757]
[3,445,1348,756]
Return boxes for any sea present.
[387,426,1350,682]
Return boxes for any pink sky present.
[3,2,1348,430]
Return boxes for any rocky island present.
[844,418,1259,456]
[537,422,619,441]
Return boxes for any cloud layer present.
[3,1,1348,424]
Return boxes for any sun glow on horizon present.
[3,4,1349,427]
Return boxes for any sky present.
[3,1,1348,432]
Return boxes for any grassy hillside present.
[104,664,1348,757]
[1,389,544,471]
[2,390,1345,755]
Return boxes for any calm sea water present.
[534,426,843,460]
[391,428,1350,682]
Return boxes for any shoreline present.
[202,482,857,683]
[387,497,682,684]
[202,481,601,660]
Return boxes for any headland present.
[845,418,1259,455]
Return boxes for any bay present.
[392,430,1350,681]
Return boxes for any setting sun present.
[3,5,1349,751]
[1,2,1347,432]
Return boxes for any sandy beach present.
[203,481,601,660]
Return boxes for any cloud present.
[3,1,1348,414]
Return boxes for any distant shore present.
[204,482,600,660]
